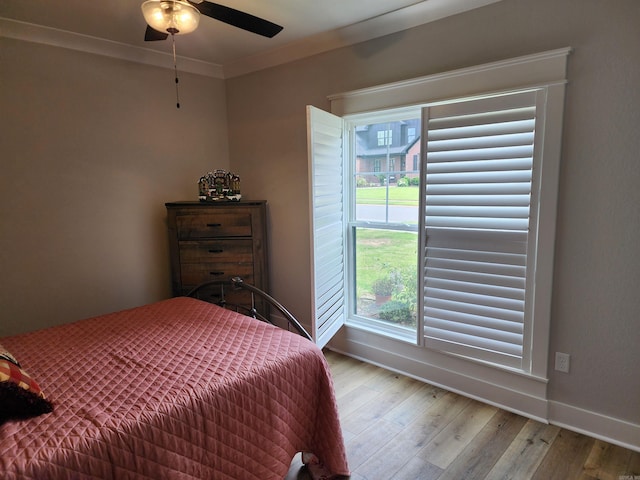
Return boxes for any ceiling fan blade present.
[144,25,169,41]
[192,1,283,38]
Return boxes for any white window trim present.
[329,47,572,117]
[318,48,571,419]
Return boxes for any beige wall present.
[226,0,640,426]
[0,38,229,335]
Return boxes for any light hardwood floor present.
[287,350,640,480]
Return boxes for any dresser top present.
[165,200,266,207]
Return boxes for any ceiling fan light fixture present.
[141,0,200,35]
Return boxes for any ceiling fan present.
[141,0,283,41]
[142,1,281,108]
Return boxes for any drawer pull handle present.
[208,249,224,253]
[209,271,224,276]
[206,223,222,227]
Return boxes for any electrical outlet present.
[555,352,570,373]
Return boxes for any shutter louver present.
[422,92,538,369]
[307,106,346,348]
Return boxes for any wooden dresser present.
[165,201,269,312]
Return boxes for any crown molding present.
[0,17,225,78]
[1,0,502,80]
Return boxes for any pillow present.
[0,342,54,425]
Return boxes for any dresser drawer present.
[180,262,254,287]
[176,212,252,239]
[178,240,253,264]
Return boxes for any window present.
[352,117,421,341]
[308,49,570,381]
[408,127,417,144]
[377,129,392,146]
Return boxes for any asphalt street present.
[355,204,418,224]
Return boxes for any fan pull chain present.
[171,33,181,109]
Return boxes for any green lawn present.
[355,227,418,326]
[356,186,419,206]
[355,227,418,294]
[353,187,420,326]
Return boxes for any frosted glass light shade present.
[141,0,200,35]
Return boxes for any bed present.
[0,279,349,479]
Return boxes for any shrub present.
[391,267,417,312]
[378,301,413,324]
[372,276,395,296]
[397,177,409,187]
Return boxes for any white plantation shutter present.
[307,105,346,348]
[422,91,540,369]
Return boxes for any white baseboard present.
[549,401,640,453]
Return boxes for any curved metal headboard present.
[186,277,312,341]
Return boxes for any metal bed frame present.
[186,277,312,341]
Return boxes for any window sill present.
[347,315,417,344]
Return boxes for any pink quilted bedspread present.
[0,297,349,479]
